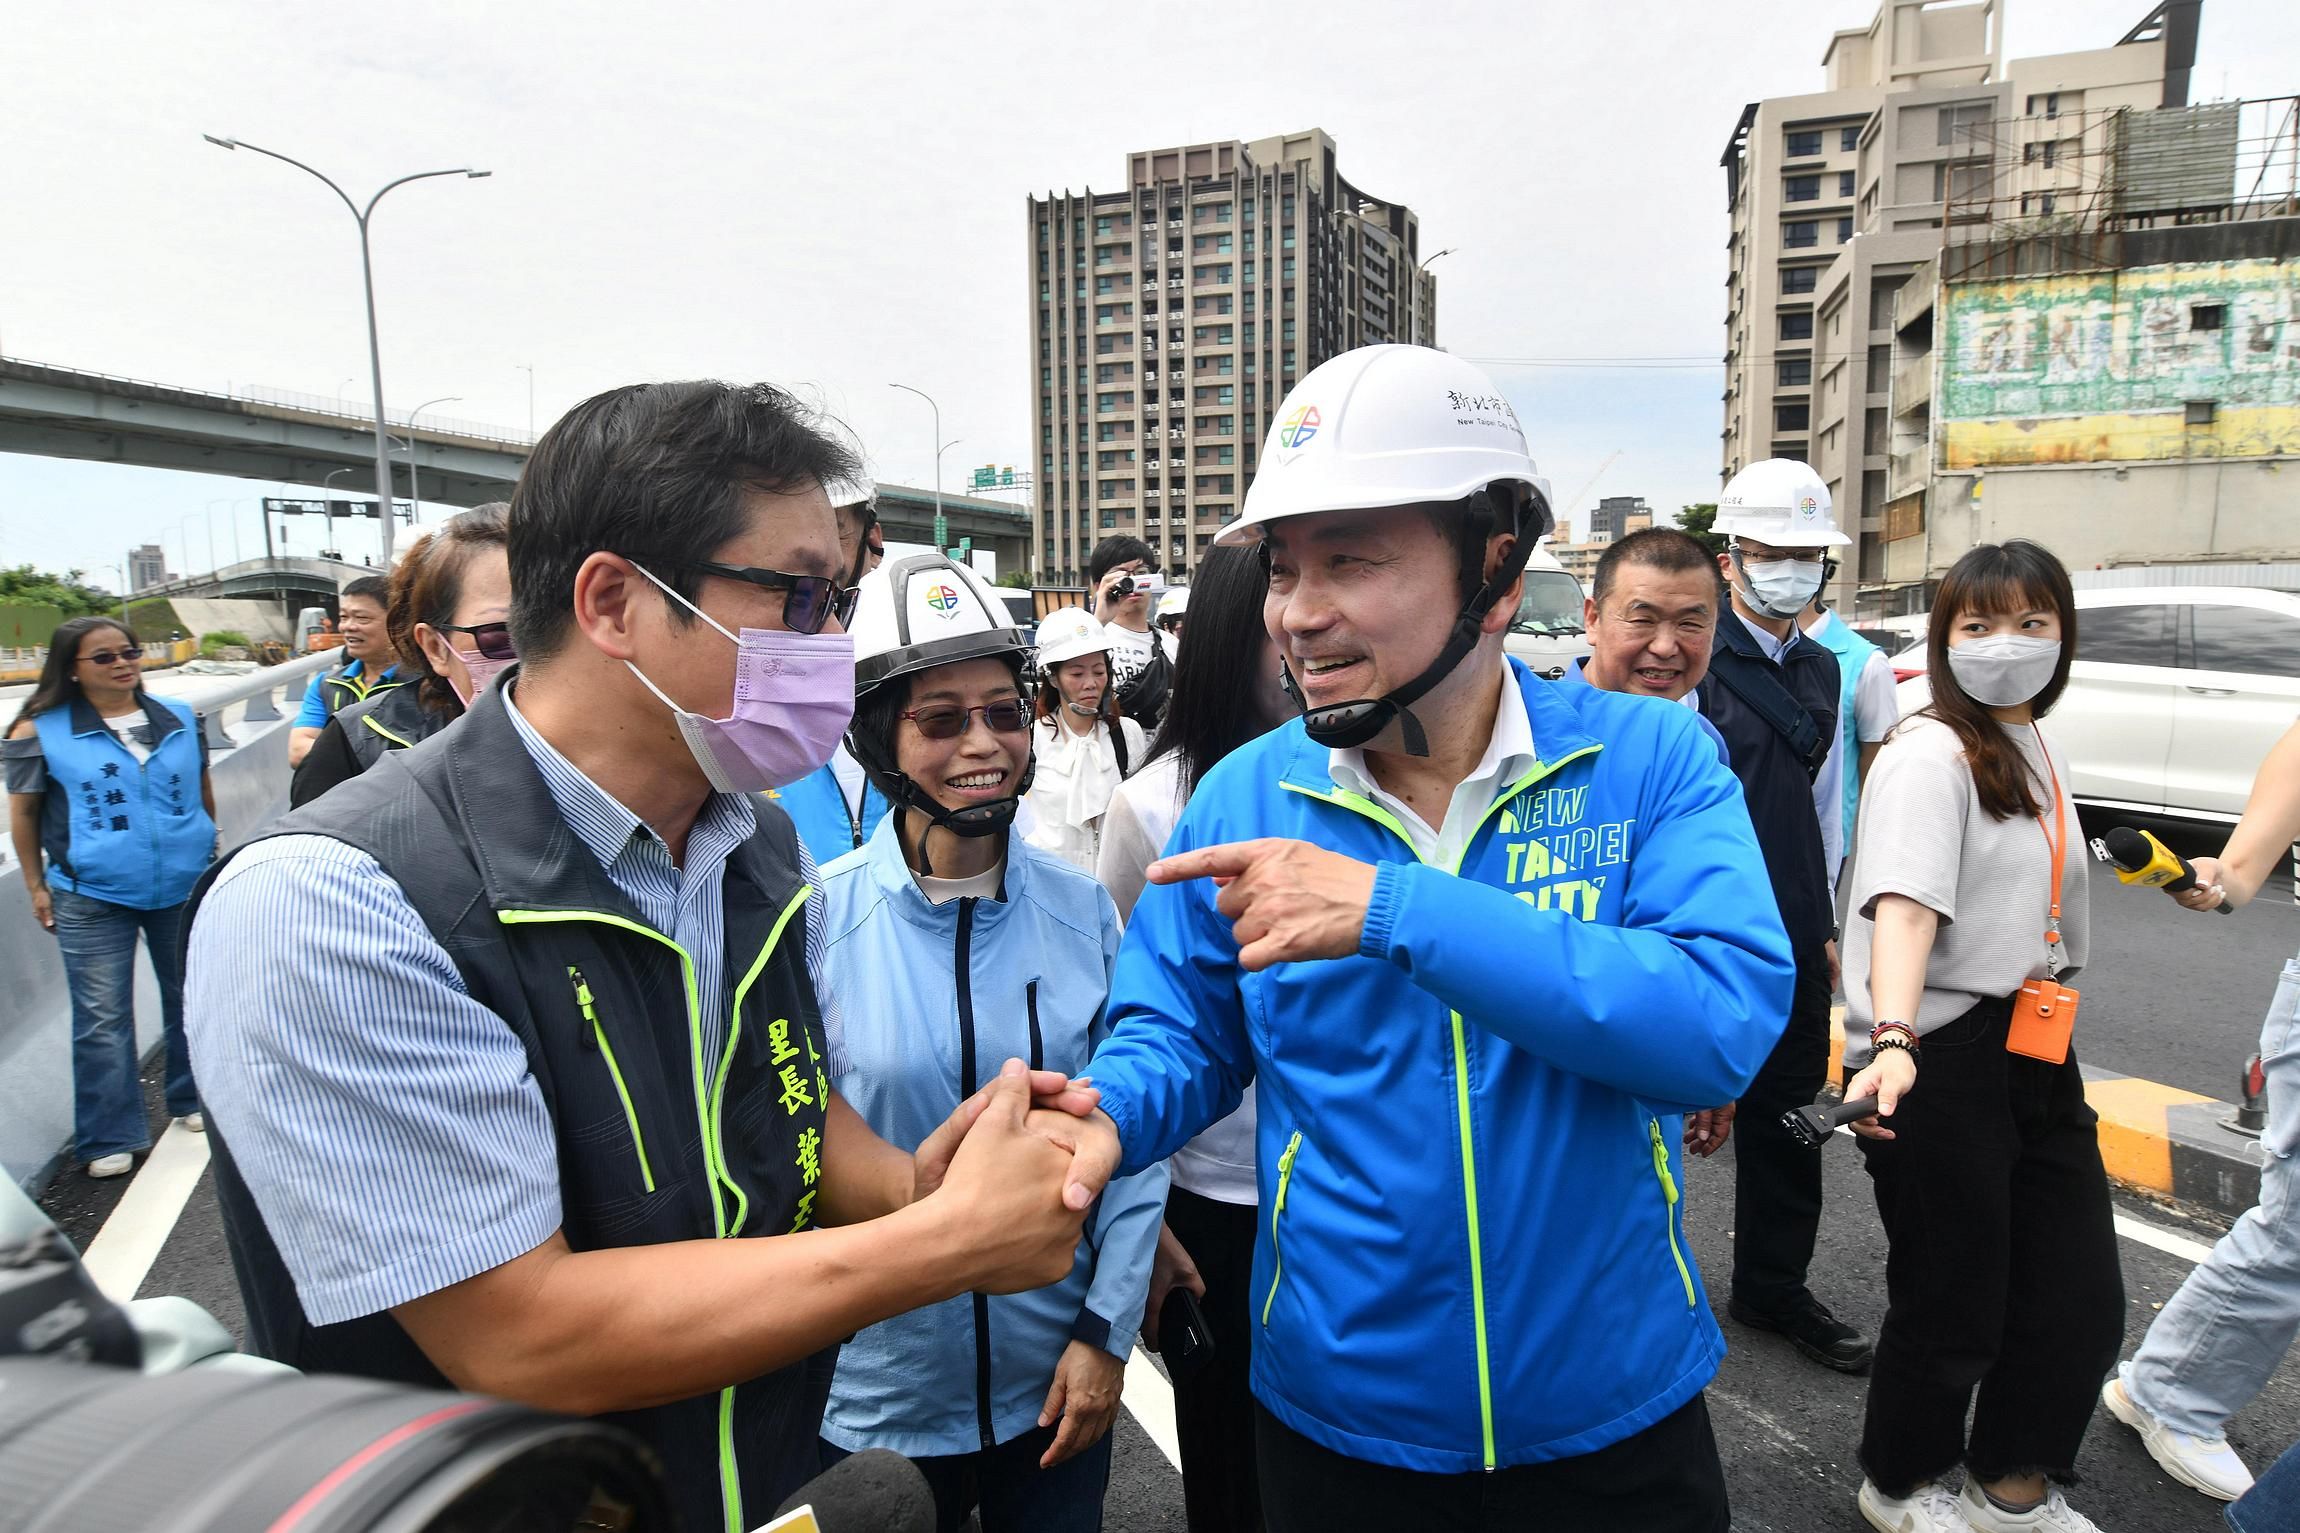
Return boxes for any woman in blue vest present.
[5,616,214,1177]
[816,552,1166,1533]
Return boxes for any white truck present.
[1502,544,1591,680]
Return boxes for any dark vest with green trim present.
[339,680,448,770]
[193,680,835,1533]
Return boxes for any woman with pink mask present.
[290,504,516,806]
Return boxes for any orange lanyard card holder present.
[2008,978,2079,1063]
[2008,732,2078,1064]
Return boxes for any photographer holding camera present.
[1088,536,1176,732]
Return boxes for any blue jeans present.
[820,1423,1112,1533]
[2229,1436,2300,1533]
[2125,954,2300,1439]
[50,887,198,1161]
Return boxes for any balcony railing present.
[1892,357,1933,414]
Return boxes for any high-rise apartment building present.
[1028,130,1437,583]
[1719,0,2195,600]
[128,544,169,590]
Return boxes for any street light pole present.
[889,382,947,553]
[1413,248,1455,348]
[204,135,490,571]
[403,395,461,528]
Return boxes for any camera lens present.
[0,1357,672,1532]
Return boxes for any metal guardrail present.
[189,650,335,751]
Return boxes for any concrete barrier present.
[1,659,323,1191]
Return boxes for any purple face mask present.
[625,562,856,794]
[448,649,517,708]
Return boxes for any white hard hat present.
[824,473,876,511]
[849,551,1024,697]
[1156,586,1190,621]
[1220,345,1555,547]
[1033,607,1112,666]
[1714,459,1849,548]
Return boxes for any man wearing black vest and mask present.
[1699,459,1868,1376]
[184,381,1098,1533]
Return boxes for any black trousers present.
[1855,994,2126,1495]
[1731,955,1837,1310]
[1254,1394,1729,1533]
[1164,1186,1264,1533]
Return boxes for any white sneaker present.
[1859,1478,1967,1532]
[2102,1374,2255,1501]
[1957,1479,2101,1531]
[86,1153,134,1179]
[178,1113,205,1134]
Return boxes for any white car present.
[1894,586,2300,823]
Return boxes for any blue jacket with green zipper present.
[1086,659,1794,1474]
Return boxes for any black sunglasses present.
[900,699,1033,740]
[435,622,519,661]
[81,646,144,667]
[686,561,859,635]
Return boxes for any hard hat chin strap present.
[850,732,1034,879]
[1292,485,1544,758]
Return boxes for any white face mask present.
[1735,554,1826,619]
[1947,634,2062,707]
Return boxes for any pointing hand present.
[1147,838,1376,971]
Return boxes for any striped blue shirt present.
[184,685,827,1326]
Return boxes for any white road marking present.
[1124,1348,1183,1471]
[79,1119,212,1302]
[2113,1212,2218,1265]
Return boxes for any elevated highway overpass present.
[1,355,1035,571]
[0,357,530,504]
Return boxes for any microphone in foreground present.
[762,1449,935,1533]
[2089,826,2234,914]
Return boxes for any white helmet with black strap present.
[1222,344,1556,755]
[1715,458,1850,619]
[845,552,1035,854]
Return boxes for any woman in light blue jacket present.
[815,551,1165,1533]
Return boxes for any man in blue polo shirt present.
[287,575,399,768]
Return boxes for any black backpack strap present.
[1705,651,1831,778]
[1110,716,1131,778]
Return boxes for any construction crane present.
[1551,450,1622,541]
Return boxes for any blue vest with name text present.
[33,695,213,909]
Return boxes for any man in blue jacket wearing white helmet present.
[1044,345,1795,1531]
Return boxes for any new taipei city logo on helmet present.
[1278,404,1321,449]
[924,583,963,617]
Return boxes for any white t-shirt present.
[102,711,154,764]
[1094,749,1259,1206]
[916,859,1005,907]
[1104,624,1176,701]
[1842,714,2090,1063]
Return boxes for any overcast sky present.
[4,0,2293,583]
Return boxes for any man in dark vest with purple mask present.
[186,381,1099,1533]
